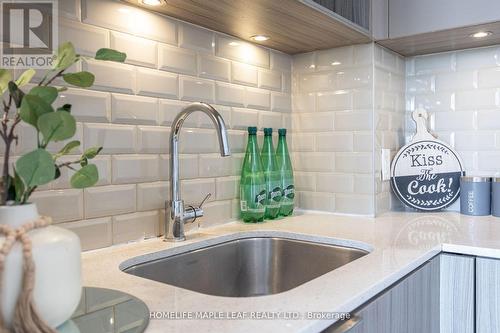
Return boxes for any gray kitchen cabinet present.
[439,254,475,333]
[476,257,500,333]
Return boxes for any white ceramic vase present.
[0,203,82,328]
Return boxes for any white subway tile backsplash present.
[180,76,215,103]
[57,88,110,123]
[271,51,292,72]
[258,111,282,129]
[137,126,170,154]
[60,218,112,251]
[112,211,159,244]
[179,128,219,153]
[477,110,500,130]
[433,111,475,131]
[137,182,168,211]
[136,67,178,99]
[335,194,373,214]
[181,178,216,206]
[245,87,270,110]
[455,89,498,110]
[32,189,84,223]
[179,23,214,54]
[110,31,157,68]
[298,192,335,212]
[112,155,159,184]
[317,91,352,111]
[231,108,259,130]
[215,82,245,107]
[216,35,269,68]
[455,46,500,70]
[294,153,335,172]
[82,59,135,94]
[335,111,373,131]
[159,44,197,75]
[82,0,177,45]
[111,94,158,125]
[84,184,136,219]
[232,62,258,87]
[59,0,80,20]
[293,113,334,132]
[316,46,353,70]
[414,53,454,74]
[295,172,316,191]
[84,124,137,154]
[335,153,373,173]
[258,69,282,91]
[215,176,240,200]
[316,173,354,193]
[435,71,476,91]
[199,55,230,81]
[271,92,292,112]
[315,133,353,152]
[59,19,108,56]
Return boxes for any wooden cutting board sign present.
[391,109,464,211]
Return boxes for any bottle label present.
[283,184,295,200]
[267,183,282,208]
[240,185,266,213]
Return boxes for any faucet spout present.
[166,102,231,242]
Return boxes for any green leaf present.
[16,149,56,188]
[8,81,24,108]
[57,104,72,113]
[62,72,95,88]
[28,86,58,105]
[55,140,80,158]
[95,48,127,62]
[19,94,54,128]
[37,111,76,143]
[13,169,25,203]
[83,146,102,159]
[53,42,77,70]
[15,69,36,87]
[0,69,12,93]
[70,164,98,189]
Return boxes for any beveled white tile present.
[199,104,232,129]
[292,93,315,113]
[294,172,316,191]
[179,23,214,54]
[215,82,245,107]
[335,111,373,131]
[316,173,354,193]
[82,59,135,94]
[336,67,372,89]
[180,178,216,206]
[455,46,500,71]
[179,128,219,153]
[111,94,158,125]
[454,132,496,150]
[317,91,352,111]
[160,155,199,180]
[137,126,170,154]
[112,155,159,184]
[245,87,270,110]
[477,152,500,173]
[59,0,80,20]
[316,46,353,70]
[82,0,177,45]
[84,184,136,219]
[112,211,159,244]
[290,133,315,152]
[197,200,233,228]
[158,99,192,127]
[227,131,246,153]
[298,73,334,92]
[271,92,291,112]
[231,62,258,87]
[136,67,178,99]
[354,44,374,65]
[137,181,168,211]
[292,52,316,73]
[258,111,282,129]
[354,132,374,152]
[335,153,373,173]
[315,133,353,152]
[59,218,112,251]
[298,192,335,212]
[293,153,335,172]
[231,108,259,130]
[414,52,455,74]
[215,176,239,200]
[179,76,215,103]
[216,35,269,68]
[293,112,334,132]
[198,55,230,81]
[477,110,500,130]
[110,31,157,68]
[158,44,197,75]
[433,111,475,131]
[282,72,292,93]
[455,89,498,110]
[414,92,454,112]
[31,189,84,223]
[258,69,281,91]
[59,18,108,56]
[270,51,292,72]
[435,71,476,91]
[57,88,110,123]
[199,154,241,177]
[84,123,137,154]
[335,194,374,215]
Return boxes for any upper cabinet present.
[377,0,500,56]
[122,0,371,54]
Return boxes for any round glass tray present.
[57,287,149,333]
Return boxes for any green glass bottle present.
[261,128,282,219]
[276,128,294,216]
[240,127,266,222]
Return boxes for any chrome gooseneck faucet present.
[165,102,231,242]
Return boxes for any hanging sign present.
[390,109,464,211]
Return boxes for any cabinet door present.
[440,254,475,333]
[476,257,500,333]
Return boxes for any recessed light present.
[251,35,270,42]
[140,0,164,6]
[470,31,492,38]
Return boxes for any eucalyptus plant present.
[0,42,126,205]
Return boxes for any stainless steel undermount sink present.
[122,235,369,297]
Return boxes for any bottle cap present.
[278,128,287,136]
[263,128,273,136]
[247,126,257,135]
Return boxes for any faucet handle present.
[199,193,211,208]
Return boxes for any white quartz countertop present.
[81,211,500,333]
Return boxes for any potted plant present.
[0,42,126,331]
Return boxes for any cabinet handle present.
[324,315,362,333]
